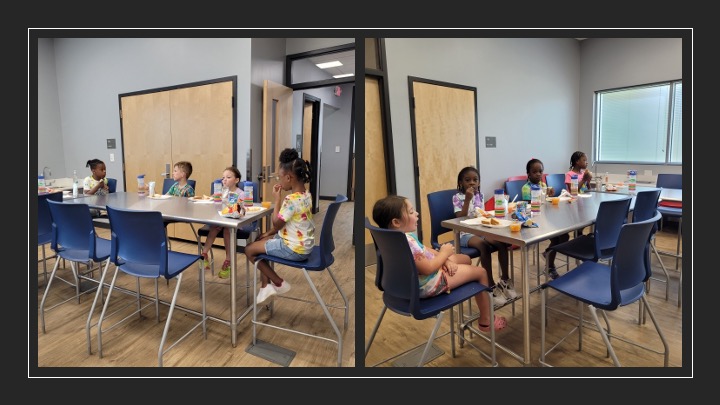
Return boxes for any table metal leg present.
[521,246,530,366]
[230,228,237,347]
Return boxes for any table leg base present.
[245,339,296,367]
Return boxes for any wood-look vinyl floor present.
[364,220,686,369]
[35,199,356,369]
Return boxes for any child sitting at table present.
[373,194,507,333]
[164,161,195,197]
[453,166,515,305]
[83,158,109,217]
[245,148,315,304]
[523,158,569,279]
[565,151,593,193]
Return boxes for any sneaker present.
[217,259,231,279]
[492,288,507,307]
[200,252,210,270]
[548,267,559,280]
[256,284,277,304]
[497,279,517,300]
[273,280,291,295]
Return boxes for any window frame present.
[593,79,682,166]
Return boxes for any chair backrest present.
[162,178,196,194]
[609,212,662,307]
[105,205,170,278]
[656,173,682,190]
[505,180,526,201]
[47,200,107,262]
[593,197,632,259]
[632,189,662,224]
[106,178,117,193]
[507,175,527,182]
[426,189,458,250]
[317,194,348,266]
[38,192,63,238]
[544,173,567,195]
[365,217,384,292]
[365,217,420,316]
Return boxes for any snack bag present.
[220,190,246,218]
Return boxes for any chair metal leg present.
[418,312,445,366]
[365,306,387,359]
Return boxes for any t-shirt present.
[452,191,484,241]
[83,176,109,196]
[277,191,315,255]
[565,169,589,193]
[166,182,195,197]
[405,232,448,298]
[521,180,548,201]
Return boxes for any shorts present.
[264,234,310,261]
[459,233,474,247]
[419,271,449,298]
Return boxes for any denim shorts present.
[459,233,474,247]
[265,234,309,261]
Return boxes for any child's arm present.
[414,243,453,276]
[455,189,474,217]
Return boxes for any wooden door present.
[364,77,387,246]
[167,81,233,240]
[120,79,234,242]
[261,80,293,202]
[120,91,172,192]
[411,80,477,246]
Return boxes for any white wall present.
[384,37,580,206]
[578,37,683,180]
[383,37,684,208]
[41,38,253,191]
[37,38,65,180]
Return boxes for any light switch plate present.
[335,146,340,153]
[109,153,115,162]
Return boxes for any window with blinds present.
[595,80,682,164]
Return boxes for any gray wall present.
[37,37,354,196]
[578,37,683,178]
[383,37,683,208]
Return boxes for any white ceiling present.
[307,49,355,78]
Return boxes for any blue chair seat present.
[250,195,349,367]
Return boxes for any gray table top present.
[442,191,633,247]
[67,191,268,229]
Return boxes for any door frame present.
[302,93,321,214]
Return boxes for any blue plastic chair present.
[40,200,111,333]
[504,179,526,202]
[544,173,567,196]
[545,197,632,277]
[539,212,669,367]
[631,189,670,302]
[364,217,497,367]
[86,205,207,367]
[38,192,63,287]
[426,189,486,265]
[251,194,349,367]
[656,173,682,274]
[106,177,117,193]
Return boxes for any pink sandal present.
[478,315,507,332]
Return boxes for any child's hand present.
[272,183,282,198]
[583,170,593,182]
[439,243,454,257]
[464,186,475,200]
[442,260,458,276]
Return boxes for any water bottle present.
[530,184,541,214]
[213,179,223,196]
[38,175,46,188]
[243,183,254,206]
[137,174,146,195]
[570,174,579,196]
[494,188,506,218]
[627,170,637,193]
[72,170,78,198]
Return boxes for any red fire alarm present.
[334,86,342,97]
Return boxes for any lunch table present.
[67,191,273,347]
[441,191,632,366]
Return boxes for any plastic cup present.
[147,181,156,196]
[509,222,522,232]
[261,201,272,209]
[551,197,560,205]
